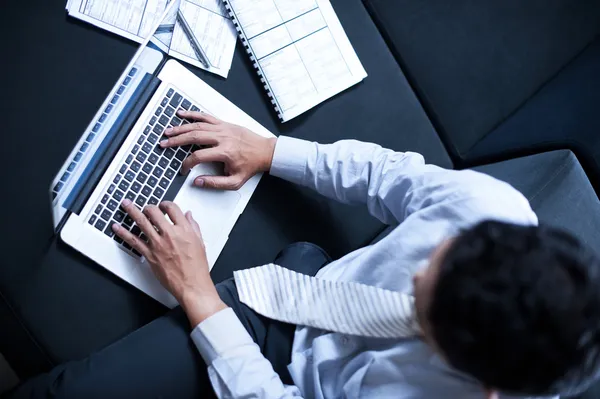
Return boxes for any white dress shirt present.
[191,136,555,399]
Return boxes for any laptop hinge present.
[64,73,161,215]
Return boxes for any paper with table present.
[65,0,237,78]
[223,0,367,122]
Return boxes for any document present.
[66,0,237,78]
[225,0,367,121]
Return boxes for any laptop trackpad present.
[173,164,241,245]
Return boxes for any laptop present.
[50,0,274,308]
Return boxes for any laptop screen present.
[50,0,182,229]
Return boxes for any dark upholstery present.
[363,0,600,159]
[0,0,450,378]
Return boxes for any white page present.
[67,0,236,77]
[229,0,367,121]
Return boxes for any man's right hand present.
[160,111,277,190]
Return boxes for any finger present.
[194,174,245,191]
[177,110,220,125]
[164,122,217,137]
[181,148,225,175]
[160,131,218,148]
[159,201,187,225]
[185,211,202,238]
[112,223,150,258]
[121,199,160,242]
[143,205,171,233]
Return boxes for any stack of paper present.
[65,0,238,78]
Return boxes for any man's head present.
[413,220,600,396]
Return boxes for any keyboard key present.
[124,76,131,85]
[136,172,148,184]
[131,161,141,172]
[182,144,192,152]
[142,163,153,174]
[158,115,170,126]
[101,194,109,204]
[170,158,181,170]
[124,171,135,182]
[129,67,138,76]
[170,93,183,108]
[119,164,127,174]
[165,168,175,179]
[95,219,107,231]
[119,180,130,192]
[164,148,175,159]
[124,215,134,226]
[147,176,158,187]
[142,143,153,153]
[74,152,83,162]
[161,97,169,107]
[114,235,124,245]
[158,157,169,168]
[153,124,164,135]
[171,116,182,126]
[105,104,113,113]
[155,107,163,117]
[132,145,140,154]
[150,116,157,125]
[93,123,102,133]
[88,215,97,225]
[60,172,70,182]
[101,209,112,221]
[107,199,118,211]
[149,153,159,165]
[135,195,146,207]
[114,210,125,222]
[86,133,95,142]
[148,197,159,206]
[81,142,89,152]
[152,166,164,178]
[137,135,145,145]
[104,224,115,238]
[175,150,187,161]
[111,95,119,104]
[167,88,174,98]
[147,134,159,144]
[99,114,107,123]
[113,175,122,184]
[123,241,132,250]
[153,187,165,198]
[132,249,142,257]
[159,178,169,189]
[140,233,148,243]
[95,204,102,214]
[144,126,151,135]
[191,105,199,112]
[108,184,116,194]
[136,153,147,164]
[153,144,164,156]
[68,162,76,172]
[131,182,142,193]
[125,154,133,164]
[165,106,175,117]
[182,99,192,110]
[142,186,152,197]
[113,190,124,201]
[125,191,136,201]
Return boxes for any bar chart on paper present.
[224,0,367,122]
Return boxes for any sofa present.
[1,0,600,396]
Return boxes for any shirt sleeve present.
[269,136,537,226]
[191,308,304,399]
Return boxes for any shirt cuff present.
[190,307,254,364]
[269,136,314,184]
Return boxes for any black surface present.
[363,0,600,159]
[0,0,450,377]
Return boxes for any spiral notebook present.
[222,0,367,122]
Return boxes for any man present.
[8,111,600,399]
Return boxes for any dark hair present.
[428,220,600,396]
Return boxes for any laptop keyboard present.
[87,87,202,257]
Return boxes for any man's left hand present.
[112,200,227,326]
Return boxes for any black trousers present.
[6,242,331,399]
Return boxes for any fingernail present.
[164,128,172,135]
[160,140,168,147]
[112,223,120,232]
[195,178,204,187]
[177,110,186,115]
[122,199,132,207]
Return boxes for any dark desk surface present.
[0,0,451,376]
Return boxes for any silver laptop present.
[50,0,274,308]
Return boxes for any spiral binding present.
[224,1,284,121]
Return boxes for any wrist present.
[180,289,227,327]
[260,137,277,172]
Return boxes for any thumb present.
[194,175,244,191]
[185,211,202,238]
